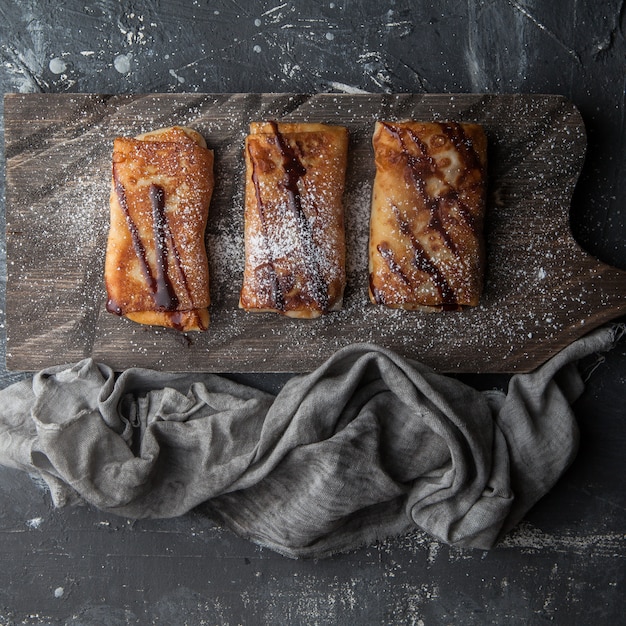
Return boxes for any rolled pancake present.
[368,120,487,311]
[239,121,348,318]
[105,126,214,331]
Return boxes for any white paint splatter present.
[280,61,301,78]
[80,50,94,57]
[325,81,370,94]
[48,57,66,74]
[113,53,132,74]
[262,3,287,17]
[427,541,440,564]
[118,13,147,46]
[169,68,185,84]
[357,50,393,92]
[501,522,626,557]
[2,15,49,92]
[26,517,44,529]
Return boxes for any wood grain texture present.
[4,93,625,373]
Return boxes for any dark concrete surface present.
[0,1,624,624]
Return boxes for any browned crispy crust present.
[368,121,487,311]
[239,121,349,318]
[104,126,214,331]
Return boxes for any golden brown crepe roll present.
[239,121,348,318]
[105,126,214,331]
[368,120,487,311]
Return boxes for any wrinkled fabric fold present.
[0,325,621,559]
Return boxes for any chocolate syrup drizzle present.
[400,126,458,255]
[379,122,483,309]
[248,121,329,312]
[149,183,179,310]
[109,168,155,305]
[390,202,458,308]
[376,242,410,285]
[248,145,285,311]
[108,168,188,315]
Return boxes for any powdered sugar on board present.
[5,93,625,373]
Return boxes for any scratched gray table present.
[1,1,625,624]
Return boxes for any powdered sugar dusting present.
[6,93,620,373]
[240,126,347,316]
[344,180,371,286]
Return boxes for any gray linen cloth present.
[0,325,621,559]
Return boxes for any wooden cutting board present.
[4,93,625,373]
